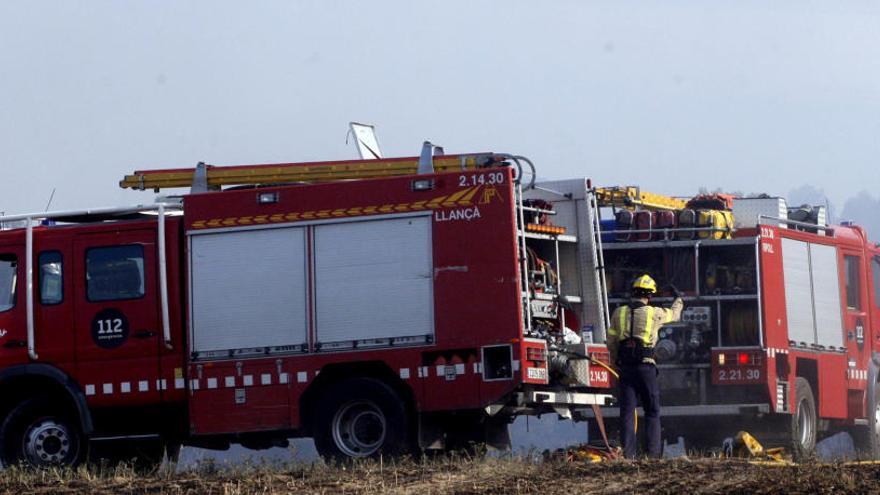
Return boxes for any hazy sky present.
[1,1,878,216]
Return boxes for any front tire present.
[313,378,412,461]
[0,396,85,467]
[790,377,817,460]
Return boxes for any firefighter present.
[606,274,683,458]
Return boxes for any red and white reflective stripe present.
[86,359,508,396]
[765,347,789,358]
[88,359,511,396]
[847,369,868,381]
[407,361,495,379]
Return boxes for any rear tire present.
[790,377,817,460]
[313,378,413,462]
[0,396,85,467]
[853,387,880,459]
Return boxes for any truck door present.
[73,229,162,406]
[842,251,870,373]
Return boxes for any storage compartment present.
[190,227,309,357]
[604,247,696,298]
[699,245,757,295]
[189,214,435,358]
[603,239,762,363]
[722,301,760,346]
[731,196,787,228]
[314,215,434,350]
[482,345,513,380]
[781,238,844,349]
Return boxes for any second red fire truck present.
[522,183,880,458]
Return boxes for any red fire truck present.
[522,182,880,458]
[0,150,613,466]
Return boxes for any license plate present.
[713,367,762,384]
[527,367,547,380]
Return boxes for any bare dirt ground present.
[0,456,878,495]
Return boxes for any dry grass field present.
[0,455,878,494]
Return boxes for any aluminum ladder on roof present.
[119,153,498,192]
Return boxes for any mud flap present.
[591,403,612,450]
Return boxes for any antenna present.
[44,188,56,212]
[347,122,383,159]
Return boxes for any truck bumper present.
[486,389,615,419]
[518,390,614,407]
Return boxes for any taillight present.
[718,351,762,366]
[526,347,546,362]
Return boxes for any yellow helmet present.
[632,274,657,294]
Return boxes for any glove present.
[666,284,684,298]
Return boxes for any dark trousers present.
[618,363,662,458]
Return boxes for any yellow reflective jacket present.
[607,297,683,365]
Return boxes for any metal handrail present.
[757,214,833,233]
[602,227,731,234]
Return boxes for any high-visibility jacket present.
[607,297,683,365]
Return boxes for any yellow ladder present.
[120,153,496,191]
[594,186,686,210]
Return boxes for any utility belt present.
[617,338,655,366]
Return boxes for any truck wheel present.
[790,377,817,460]
[0,396,84,467]
[313,378,412,461]
[853,388,880,459]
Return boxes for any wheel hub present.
[332,401,387,457]
[23,420,72,466]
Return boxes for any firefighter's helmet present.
[631,274,657,295]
